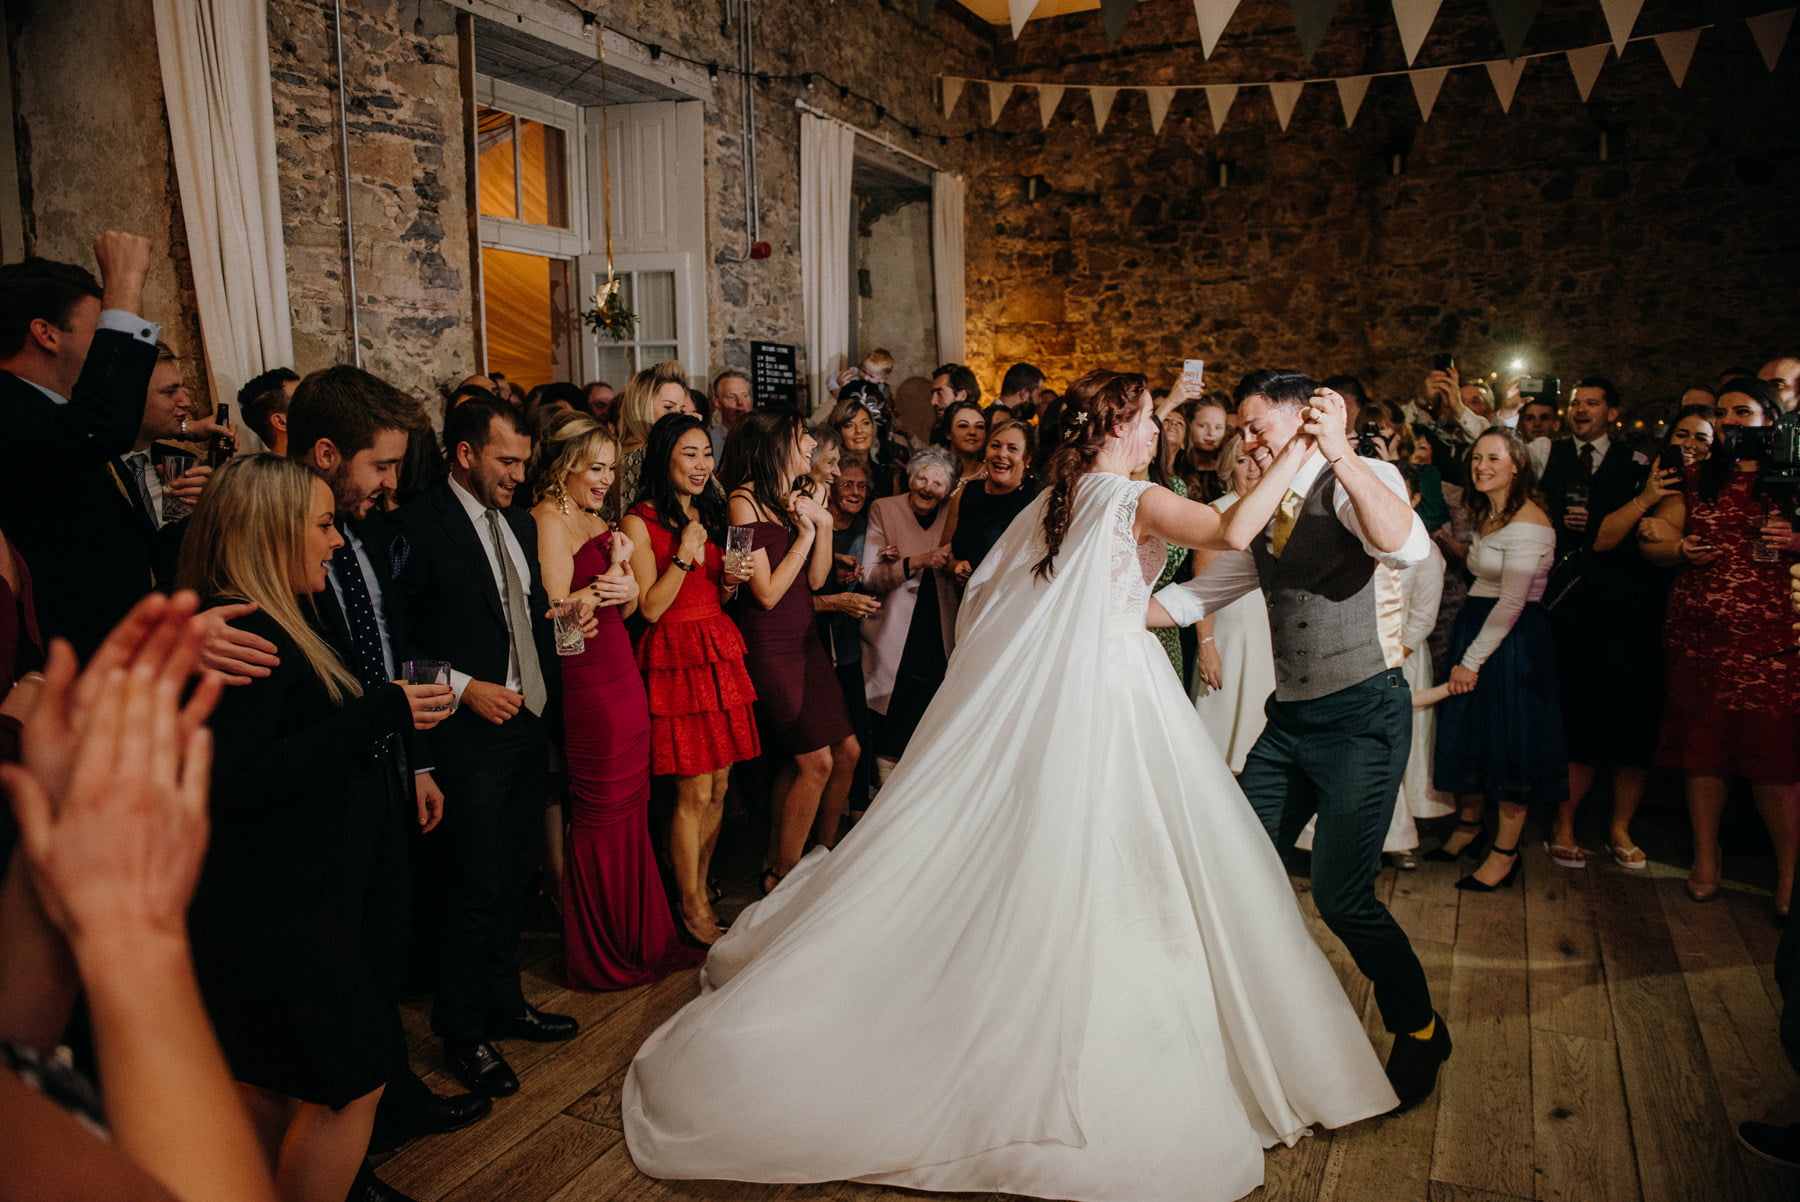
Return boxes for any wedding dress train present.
[622,472,1396,1202]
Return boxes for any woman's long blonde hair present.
[528,414,617,507]
[616,361,688,446]
[176,455,362,703]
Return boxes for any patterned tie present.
[1270,488,1304,558]
[330,541,390,691]
[126,452,160,526]
[484,508,547,716]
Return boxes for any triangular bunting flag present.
[1268,81,1304,131]
[1654,28,1701,87]
[1100,0,1138,47]
[1145,86,1176,134]
[1485,57,1527,111]
[1007,0,1034,38]
[1747,8,1796,72]
[1334,74,1371,126]
[1193,0,1243,58]
[1485,0,1540,60]
[1597,0,1644,55]
[1037,84,1066,129]
[1409,66,1448,120]
[1392,0,1444,66]
[1090,86,1120,132]
[941,77,965,119]
[987,81,1015,125]
[1291,0,1339,61]
[1204,84,1239,131]
[1565,43,1609,102]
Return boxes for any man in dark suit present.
[385,395,578,1097]
[0,234,159,658]
[285,367,493,1195]
[1534,376,1660,868]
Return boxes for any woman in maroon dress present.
[1644,378,1800,916]
[621,414,758,946]
[529,416,702,987]
[723,410,857,891]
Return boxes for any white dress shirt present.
[1528,432,1610,482]
[447,475,530,700]
[1155,451,1431,627]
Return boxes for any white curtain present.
[931,171,966,366]
[153,0,293,450]
[800,112,855,418]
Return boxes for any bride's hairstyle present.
[1032,369,1148,581]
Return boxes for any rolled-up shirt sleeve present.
[1332,458,1430,570]
[1153,548,1259,626]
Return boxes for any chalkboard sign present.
[751,341,800,409]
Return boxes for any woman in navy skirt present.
[1430,428,1565,890]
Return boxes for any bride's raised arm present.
[1136,434,1311,551]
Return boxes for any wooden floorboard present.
[376,817,1800,1202]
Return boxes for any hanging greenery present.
[581,276,637,342]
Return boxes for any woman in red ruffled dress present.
[621,413,759,946]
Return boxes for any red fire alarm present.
[750,241,772,260]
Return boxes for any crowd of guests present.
[2,229,1798,1202]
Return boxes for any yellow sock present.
[1410,1018,1436,1041]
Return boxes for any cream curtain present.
[800,112,856,418]
[931,172,966,366]
[153,0,293,449]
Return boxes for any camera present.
[1355,421,1386,459]
[1720,408,1800,516]
[1518,376,1560,401]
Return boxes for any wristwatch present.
[671,556,696,573]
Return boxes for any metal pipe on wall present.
[332,0,363,365]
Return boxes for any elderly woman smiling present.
[860,446,959,766]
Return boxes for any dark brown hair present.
[1033,369,1147,580]
[1464,427,1542,534]
[287,365,429,461]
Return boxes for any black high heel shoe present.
[1454,845,1520,892]
[1423,821,1485,863]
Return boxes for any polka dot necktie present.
[331,543,390,691]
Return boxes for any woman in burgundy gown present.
[722,409,857,891]
[529,416,701,988]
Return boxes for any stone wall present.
[268,0,474,402]
[959,0,1800,413]
[856,194,938,384]
[9,0,202,376]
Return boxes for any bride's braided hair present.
[1032,369,1148,580]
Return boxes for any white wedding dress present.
[622,473,1397,1202]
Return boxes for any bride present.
[623,370,1398,1202]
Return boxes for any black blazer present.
[0,330,158,656]
[382,482,558,755]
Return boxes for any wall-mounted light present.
[1388,152,1408,176]
[1214,159,1235,188]
[1023,174,1051,201]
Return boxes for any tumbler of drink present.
[1563,478,1589,529]
[402,659,455,711]
[1755,502,1785,564]
[157,452,198,518]
[551,599,587,656]
[726,525,756,578]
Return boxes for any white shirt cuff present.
[98,310,160,344]
[449,669,472,701]
[1153,581,1208,627]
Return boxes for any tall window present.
[588,268,679,384]
[477,107,570,229]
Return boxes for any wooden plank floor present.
[378,814,1800,1202]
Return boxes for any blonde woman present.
[1189,433,1276,772]
[528,419,700,987]
[610,360,691,519]
[176,455,452,1202]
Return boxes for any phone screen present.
[1181,359,1205,393]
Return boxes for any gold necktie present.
[1270,489,1303,558]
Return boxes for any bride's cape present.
[623,473,1394,1196]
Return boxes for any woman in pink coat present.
[860,446,959,770]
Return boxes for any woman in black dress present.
[945,419,1038,587]
[176,455,450,1202]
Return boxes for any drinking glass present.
[156,452,197,519]
[725,525,756,577]
[551,599,587,656]
[1754,501,1785,564]
[401,659,455,712]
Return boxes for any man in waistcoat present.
[1150,368,1451,1112]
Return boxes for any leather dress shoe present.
[347,1163,418,1202]
[443,1039,519,1097]
[1384,1012,1452,1114]
[368,1088,493,1153]
[488,1004,579,1043]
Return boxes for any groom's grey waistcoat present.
[1250,464,1389,703]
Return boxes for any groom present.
[1149,368,1450,1112]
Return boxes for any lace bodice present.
[1106,478,1165,617]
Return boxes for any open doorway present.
[852,145,935,384]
